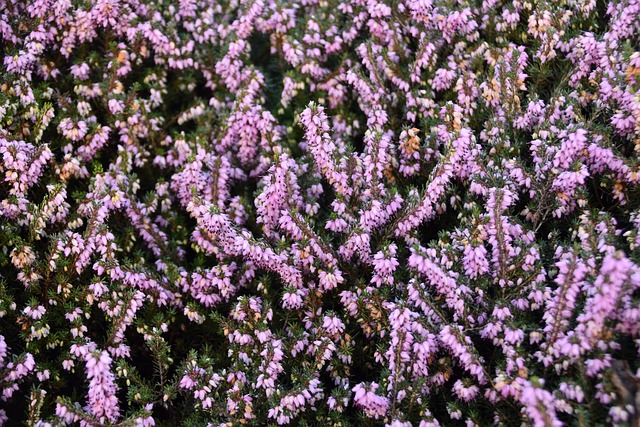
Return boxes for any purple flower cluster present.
[1,0,640,425]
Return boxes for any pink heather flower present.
[519,380,562,427]
[322,315,345,335]
[134,404,155,427]
[58,118,88,142]
[352,382,390,419]
[84,350,120,423]
[504,327,525,345]
[432,67,456,91]
[2,350,35,399]
[576,252,637,350]
[300,103,352,197]
[462,244,489,279]
[418,415,441,427]
[559,382,584,403]
[56,403,80,424]
[453,380,479,402]
[22,305,46,320]
[372,244,399,286]
[108,99,124,114]
[69,63,91,80]
[408,247,466,316]
[439,325,487,383]
[0,336,7,362]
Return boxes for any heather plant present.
[1,0,640,425]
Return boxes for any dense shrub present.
[1,0,640,425]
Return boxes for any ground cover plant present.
[1,0,640,425]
